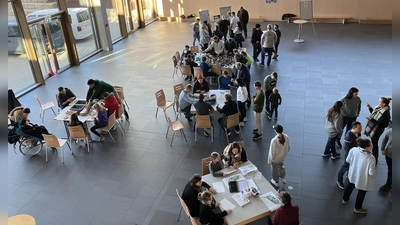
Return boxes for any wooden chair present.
[211,64,221,75]
[174,95,185,120]
[175,51,181,63]
[155,89,175,120]
[201,157,212,175]
[220,112,242,143]
[173,83,184,98]
[67,125,90,153]
[195,115,213,143]
[193,67,202,79]
[190,45,199,53]
[34,95,57,123]
[180,64,193,81]
[172,55,180,78]
[166,117,187,146]
[8,214,36,225]
[55,94,61,112]
[116,104,128,132]
[221,67,233,77]
[42,134,72,163]
[113,85,130,109]
[176,189,200,225]
[100,112,121,143]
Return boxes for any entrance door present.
[28,22,51,78]
[45,16,70,72]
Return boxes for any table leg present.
[294,24,305,43]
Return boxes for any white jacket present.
[346,147,376,191]
[205,40,225,54]
[268,134,290,164]
[237,86,248,103]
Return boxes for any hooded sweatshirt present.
[346,147,376,191]
[325,113,343,138]
[268,133,290,164]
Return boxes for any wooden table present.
[293,19,307,43]
[8,214,36,225]
[202,161,278,225]
[190,90,231,114]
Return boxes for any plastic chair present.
[176,189,200,225]
[155,89,175,120]
[172,55,180,78]
[195,115,213,142]
[180,64,193,82]
[201,157,212,175]
[116,104,128,132]
[173,95,185,120]
[55,94,61,112]
[193,67,202,79]
[173,83,184,98]
[166,117,187,146]
[113,86,130,109]
[220,112,242,143]
[34,95,57,123]
[42,134,72,163]
[67,125,90,153]
[99,112,121,143]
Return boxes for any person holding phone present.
[57,86,76,109]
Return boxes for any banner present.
[265,0,278,3]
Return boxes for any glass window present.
[142,0,155,24]
[106,0,123,41]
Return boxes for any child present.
[235,77,248,126]
[90,103,108,142]
[268,87,282,120]
[68,113,88,146]
[209,152,226,177]
[198,190,232,225]
[252,81,264,140]
[218,71,233,90]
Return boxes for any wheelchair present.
[10,122,44,156]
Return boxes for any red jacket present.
[272,204,299,225]
[102,93,119,117]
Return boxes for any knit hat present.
[197,74,204,79]
[87,79,95,84]
[273,124,283,133]
[255,24,261,28]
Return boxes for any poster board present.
[299,0,313,20]
[199,10,211,23]
[219,6,231,19]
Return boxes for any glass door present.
[46,17,70,71]
[123,0,133,32]
[28,22,51,78]
[130,0,139,29]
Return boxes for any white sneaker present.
[281,178,287,184]
[243,117,247,122]
[98,136,105,142]
[270,179,279,187]
[239,122,245,127]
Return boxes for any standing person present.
[264,72,278,114]
[57,86,76,109]
[200,24,211,51]
[269,192,300,225]
[179,84,198,122]
[230,12,239,38]
[336,87,362,148]
[241,51,253,69]
[182,174,217,218]
[252,81,264,141]
[322,101,344,159]
[336,121,362,189]
[272,24,281,59]
[342,138,376,214]
[379,128,392,192]
[364,97,391,164]
[192,17,201,46]
[268,125,290,187]
[194,93,214,137]
[232,62,251,108]
[268,87,282,120]
[198,190,232,225]
[233,22,244,47]
[217,93,240,135]
[218,16,230,43]
[226,11,233,38]
[86,79,120,108]
[236,77,248,126]
[260,24,277,68]
[90,103,108,142]
[212,25,223,40]
[237,6,249,38]
[204,21,212,37]
[251,24,263,62]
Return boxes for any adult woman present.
[323,101,343,159]
[364,97,391,163]
[68,113,88,146]
[233,21,244,47]
[14,108,49,139]
[336,87,361,148]
[90,103,108,142]
[268,125,290,187]
[342,138,376,214]
[269,191,299,225]
[236,77,248,126]
[221,141,247,168]
[200,24,210,51]
[181,174,217,218]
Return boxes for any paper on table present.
[219,198,236,211]
[232,192,250,207]
[221,167,237,175]
[212,181,225,193]
[259,191,282,211]
[238,164,258,175]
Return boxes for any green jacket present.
[253,90,265,113]
[381,128,392,158]
[86,80,114,102]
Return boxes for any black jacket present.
[251,28,263,44]
[193,80,210,93]
[238,9,249,24]
[199,202,228,225]
[58,88,76,107]
[217,100,238,116]
[182,181,211,217]
[274,29,282,42]
[219,19,230,33]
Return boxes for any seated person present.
[182,174,217,218]
[67,113,88,146]
[212,25,223,40]
[180,45,192,63]
[221,141,248,169]
[183,54,198,81]
[194,94,214,137]
[218,70,233,90]
[199,190,231,225]
[217,93,240,135]
[101,92,119,117]
[269,191,300,225]
[199,56,219,77]
[9,106,24,123]
[193,74,210,93]
[224,38,237,55]
[179,84,198,122]
[15,108,49,140]
[233,49,248,64]
[204,36,225,56]
[86,79,119,108]
[90,103,108,142]
[57,86,76,109]
[241,51,253,69]
[209,152,226,177]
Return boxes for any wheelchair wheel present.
[19,137,43,156]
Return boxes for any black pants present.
[201,43,208,51]
[90,120,106,137]
[23,125,49,139]
[243,23,248,37]
[385,155,392,186]
[270,105,278,118]
[245,83,251,107]
[371,128,385,164]
[252,42,261,60]
[238,101,246,122]
[274,41,280,54]
[343,182,367,209]
[265,90,273,112]
[337,162,350,183]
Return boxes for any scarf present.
[364,106,388,138]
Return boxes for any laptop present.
[70,100,86,111]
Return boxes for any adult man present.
[218,15,230,42]
[232,62,251,108]
[217,93,240,135]
[230,12,240,37]
[193,74,210,93]
[180,45,192,63]
[194,94,214,136]
[379,128,392,192]
[252,81,264,140]
[237,7,249,38]
[251,24,263,62]
[226,11,233,37]
[204,36,224,56]
[272,24,281,59]
[224,38,237,55]
[260,24,277,67]
[57,86,76,109]
[179,84,197,122]
[336,121,362,189]
[192,17,201,46]
[86,79,119,108]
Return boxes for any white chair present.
[42,134,72,163]
[34,95,57,123]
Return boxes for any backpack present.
[8,124,20,144]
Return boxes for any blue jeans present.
[324,136,339,156]
[261,47,274,66]
[192,32,200,46]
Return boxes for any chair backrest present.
[175,51,180,61]
[42,134,61,148]
[117,104,124,119]
[67,125,87,139]
[201,157,212,175]
[34,95,43,108]
[190,46,199,53]
[155,89,167,107]
[193,67,202,78]
[173,83,184,98]
[167,117,173,128]
[172,55,178,67]
[195,115,211,129]
[211,64,221,75]
[221,67,233,77]
[226,112,240,129]
[190,216,200,225]
[176,189,191,218]
[55,94,61,108]
[102,112,117,130]
[114,86,125,101]
[180,65,193,76]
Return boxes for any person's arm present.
[268,140,275,164]
[278,94,282,105]
[208,103,214,112]
[381,130,390,151]
[368,159,377,177]
[204,42,213,52]
[357,98,362,116]
[209,162,224,177]
[202,181,211,189]
[217,104,225,114]
[86,88,93,102]
[335,114,343,137]
[91,82,103,100]
[346,148,354,164]
[272,208,281,225]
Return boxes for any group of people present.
[251,23,281,68]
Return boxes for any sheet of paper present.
[219,198,236,211]
[237,179,248,191]
[239,164,258,175]
[212,181,225,193]
[232,192,250,207]
[221,167,237,175]
[259,191,281,211]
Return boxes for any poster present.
[265,0,278,3]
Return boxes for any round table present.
[8,214,36,225]
[293,19,307,43]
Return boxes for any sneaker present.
[252,129,258,134]
[203,130,209,137]
[98,136,105,142]
[336,142,342,148]
[337,181,345,190]
[243,117,247,122]
[354,208,368,214]
[268,115,272,120]
[322,153,331,157]
[259,63,264,67]
[331,154,341,160]
[234,129,240,135]
[226,130,232,136]
[379,184,392,192]
[239,122,245,127]
[281,178,287,184]
[253,133,262,140]
[342,199,347,205]
[270,179,279,187]
[265,110,270,115]
[254,58,259,62]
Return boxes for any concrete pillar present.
[93,0,113,51]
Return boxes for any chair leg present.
[162,109,168,121]
[177,206,182,221]
[51,107,57,116]
[195,127,197,142]
[108,131,116,143]
[211,127,214,143]
[181,129,188,142]
[155,107,159,118]
[225,130,229,144]
[62,147,64,164]
[86,137,90,153]
[42,110,45,123]
[124,100,130,110]
[45,146,48,162]
[166,126,170,137]
[171,131,176,146]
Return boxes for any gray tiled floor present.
[9,21,392,225]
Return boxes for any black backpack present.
[8,124,20,144]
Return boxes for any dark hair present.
[327,101,343,123]
[380,97,392,106]
[271,72,278,79]
[241,51,247,56]
[87,79,95,84]
[68,113,80,126]
[224,93,232,101]
[203,20,208,24]
[229,142,241,154]
[236,77,245,87]
[102,92,110,98]
[22,108,31,113]
[223,70,229,76]
[186,84,193,90]
[232,12,236,16]
[345,87,359,99]
[351,121,361,129]
[255,24,261,28]
[356,137,371,149]
[274,125,285,145]
[279,191,292,207]
[254,80,262,88]
[58,86,64,92]
[190,174,202,186]
[202,56,207,62]
[274,24,279,28]
[199,93,205,101]
[210,152,220,160]
[237,21,243,30]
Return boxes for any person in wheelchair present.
[13,108,50,140]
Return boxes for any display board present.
[199,10,211,23]
[219,6,231,19]
[299,0,313,20]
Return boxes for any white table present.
[202,161,278,225]
[293,19,307,43]
[190,90,231,114]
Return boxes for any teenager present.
[323,101,343,159]
[268,125,290,187]
[252,81,264,140]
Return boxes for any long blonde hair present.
[93,103,106,112]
